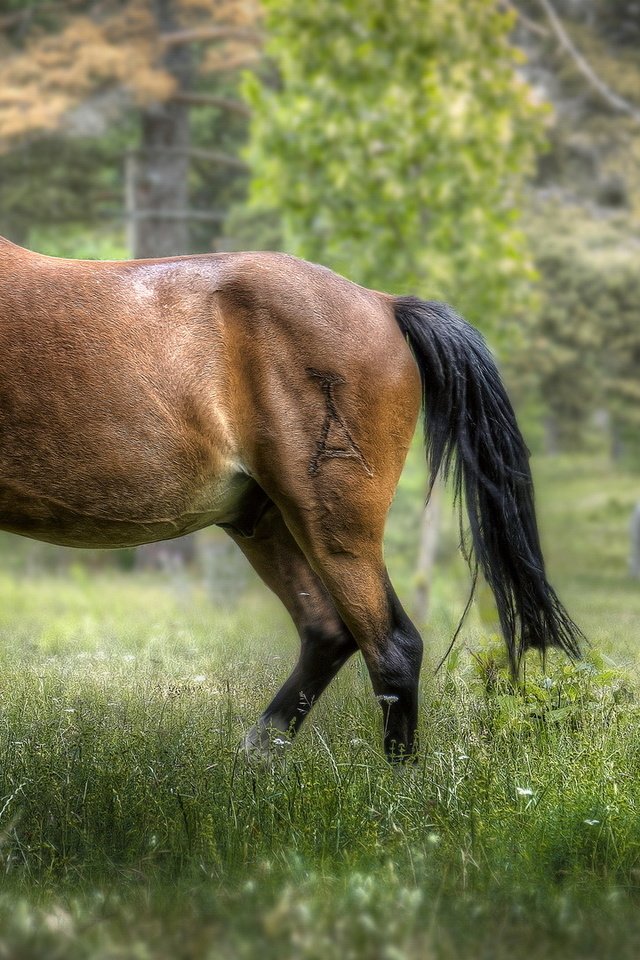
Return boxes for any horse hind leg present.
[281,508,424,761]
[253,376,423,761]
[224,501,357,755]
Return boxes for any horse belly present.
[0,466,253,549]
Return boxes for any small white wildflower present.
[350,738,367,748]
[427,833,441,846]
[272,737,291,747]
[43,907,73,935]
[516,786,534,797]
[377,695,399,705]
[541,677,554,690]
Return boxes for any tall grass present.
[0,453,638,958]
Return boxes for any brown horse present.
[0,236,581,760]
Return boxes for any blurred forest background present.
[1,0,639,600]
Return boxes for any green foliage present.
[467,636,633,728]
[511,234,604,451]
[605,267,640,469]
[244,0,546,326]
[0,134,127,248]
[510,219,640,465]
[511,0,640,466]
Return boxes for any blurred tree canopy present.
[509,0,640,466]
[0,0,259,145]
[245,0,546,328]
[0,0,261,254]
[510,217,640,463]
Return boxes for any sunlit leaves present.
[246,0,545,328]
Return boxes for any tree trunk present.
[413,479,443,624]
[630,502,640,580]
[611,420,624,462]
[128,0,191,259]
[132,0,195,570]
[127,104,190,257]
[543,414,560,455]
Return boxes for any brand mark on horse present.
[306,368,373,478]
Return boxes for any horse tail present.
[392,295,583,674]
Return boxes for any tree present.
[603,264,640,468]
[0,0,261,255]
[512,230,604,453]
[508,216,640,466]
[507,1,640,466]
[0,135,125,248]
[244,0,545,327]
[245,0,546,619]
[630,502,640,580]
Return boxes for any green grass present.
[0,453,638,958]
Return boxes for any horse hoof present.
[241,724,292,762]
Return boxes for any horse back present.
[0,245,244,546]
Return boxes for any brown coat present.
[0,238,417,552]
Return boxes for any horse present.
[0,236,582,761]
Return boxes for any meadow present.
[0,450,638,959]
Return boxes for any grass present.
[0,452,638,958]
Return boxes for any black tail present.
[393,296,583,673]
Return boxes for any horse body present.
[0,237,581,760]
[0,243,266,547]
